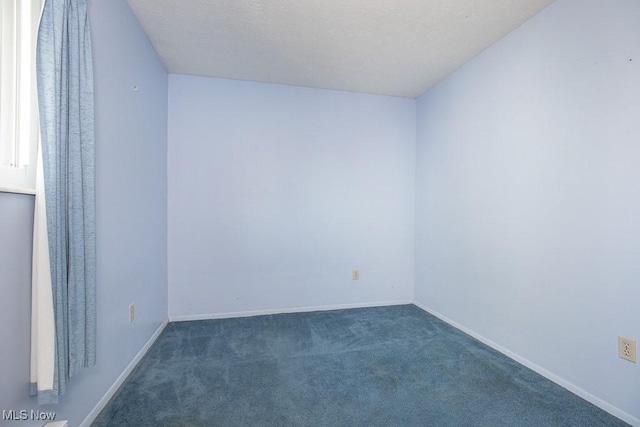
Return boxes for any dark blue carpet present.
[92,305,627,426]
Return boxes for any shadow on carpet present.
[92,305,628,426]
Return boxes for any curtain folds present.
[31,0,96,405]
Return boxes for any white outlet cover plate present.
[618,336,637,363]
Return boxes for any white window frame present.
[0,0,43,195]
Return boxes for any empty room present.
[0,0,638,425]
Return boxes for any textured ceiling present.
[126,0,555,98]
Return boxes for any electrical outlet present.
[618,336,636,363]
[129,303,135,322]
[352,269,359,280]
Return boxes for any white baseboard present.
[79,319,169,427]
[412,301,639,427]
[169,300,413,322]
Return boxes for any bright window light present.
[0,0,43,194]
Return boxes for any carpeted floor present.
[92,305,628,426]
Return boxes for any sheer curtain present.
[31,0,96,405]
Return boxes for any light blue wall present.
[0,193,35,423]
[168,75,415,318]
[415,0,639,422]
[0,0,168,424]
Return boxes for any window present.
[0,0,42,194]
